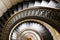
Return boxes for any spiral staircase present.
[0,0,60,40]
